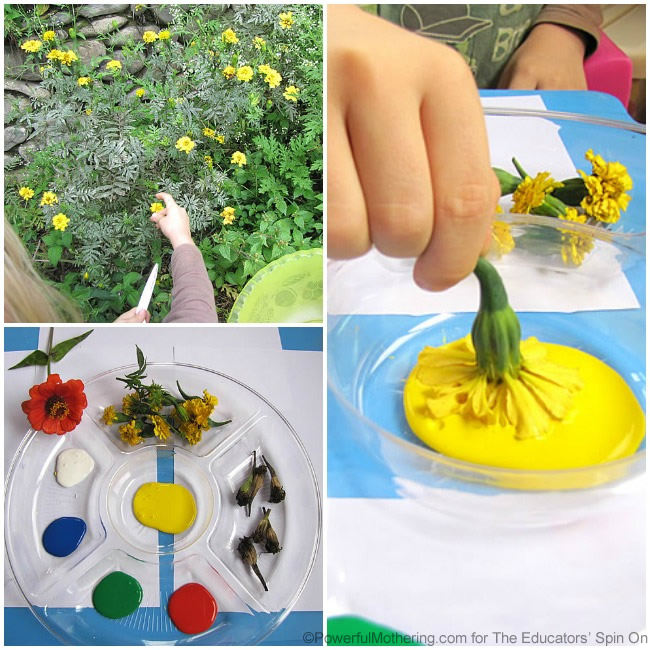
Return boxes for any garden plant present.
[5,4,323,321]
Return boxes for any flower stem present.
[46,327,54,376]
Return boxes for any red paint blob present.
[168,583,218,635]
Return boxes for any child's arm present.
[150,192,218,323]
[498,5,603,90]
[328,5,499,291]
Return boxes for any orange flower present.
[21,373,87,435]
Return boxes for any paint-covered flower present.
[21,374,88,435]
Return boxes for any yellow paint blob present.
[133,482,197,534]
[404,341,645,472]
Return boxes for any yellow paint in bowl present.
[404,341,645,471]
[133,482,197,534]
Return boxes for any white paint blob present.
[55,448,95,488]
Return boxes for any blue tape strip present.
[279,327,323,352]
[4,327,40,352]
[157,448,175,613]
[4,608,323,645]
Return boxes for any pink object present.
[584,31,632,108]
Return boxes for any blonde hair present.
[5,220,83,322]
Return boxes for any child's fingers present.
[328,109,370,258]
[347,94,433,258]
[414,53,499,291]
[155,191,177,207]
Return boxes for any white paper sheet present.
[328,95,640,315]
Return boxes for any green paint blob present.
[92,571,143,619]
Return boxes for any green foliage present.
[5,4,323,322]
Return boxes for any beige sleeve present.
[535,5,603,56]
[163,243,218,323]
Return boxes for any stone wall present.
[4,3,194,173]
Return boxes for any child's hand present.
[150,192,194,249]
[498,23,588,90]
[328,5,499,291]
[115,307,150,323]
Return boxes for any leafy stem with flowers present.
[101,346,231,446]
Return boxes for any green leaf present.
[50,329,94,362]
[9,349,49,370]
[123,272,141,286]
[61,232,73,248]
[136,346,145,370]
[209,417,232,428]
[48,246,62,266]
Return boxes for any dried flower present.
[262,455,286,503]
[237,536,268,591]
[253,507,282,554]
[236,451,267,516]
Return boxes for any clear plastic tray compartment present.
[5,362,320,645]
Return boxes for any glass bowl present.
[5,362,321,645]
[328,213,645,524]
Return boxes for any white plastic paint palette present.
[5,362,320,645]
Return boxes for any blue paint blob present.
[42,517,87,557]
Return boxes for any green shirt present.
[376,4,544,88]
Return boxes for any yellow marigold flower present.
[135,4,146,11]
[204,155,213,169]
[237,65,254,82]
[47,49,63,61]
[179,420,202,445]
[216,134,225,144]
[222,65,236,79]
[231,151,247,167]
[264,69,282,89]
[101,405,118,426]
[119,419,143,446]
[84,272,89,279]
[143,30,158,43]
[21,40,43,53]
[150,202,163,213]
[122,392,138,416]
[19,186,35,201]
[258,64,271,75]
[151,415,171,441]
[158,29,171,40]
[511,172,563,214]
[59,50,78,65]
[175,136,196,154]
[577,149,633,224]
[135,88,146,97]
[202,127,216,138]
[52,213,70,231]
[106,59,122,71]
[492,221,514,256]
[279,11,294,29]
[208,50,215,57]
[283,85,299,102]
[85,108,92,115]
[222,28,239,44]
[253,36,265,49]
[40,191,58,206]
[559,207,593,267]
[203,390,218,408]
[175,394,216,445]
[413,334,582,441]
[77,76,91,86]
[221,206,236,225]
[42,31,56,42]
